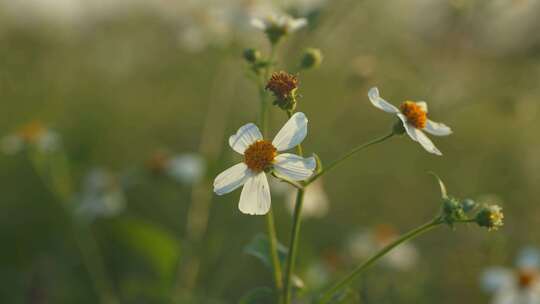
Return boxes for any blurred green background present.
[1,0,539,303]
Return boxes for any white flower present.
[1,121,61,154]
[166,153,206,184]
[346,225,419,271]
[75,168,126,221]
[481,247,540,304]
[251,14,307,32]
[368,87,452,156]
[286,179,329,219]
[213,112,315,215]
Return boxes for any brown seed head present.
[265,71,298,100]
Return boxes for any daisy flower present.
[213,112,315,215]
[346,225,419,271]
[1,121,60,154]
[368,87,452,155]
[251,13,307,44]
[481,247,540,304]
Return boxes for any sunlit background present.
[1,0,540,303]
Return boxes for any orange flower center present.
[244,140,277,172]
[400,101,427,129]
[17,121,46,143]
[518,269,537,289]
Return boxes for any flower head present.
[368,87,452,155]
[266,71,299,111]
[146,150,205,184]
[481,248,540,303]
[346,225,419,271]
[251,13,307,44]
[476,205,504,231]
[1,121,60,154]
[213,112,315,215]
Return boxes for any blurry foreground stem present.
[283,189,305,304]
[317,217,444,304]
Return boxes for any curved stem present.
[317,218,443,304]
[307,132,394,185]
[283,189,305,304]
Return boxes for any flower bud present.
[243,48,261,64]
[300,48,323,70]
[475,205,504,231]
[441,197,466,227]
[461,198,477,213]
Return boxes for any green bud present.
[475,205,504,231]
[300,48,323,70]
[441,197,466,227]
[243,48,261,64]
[461,198,477,213]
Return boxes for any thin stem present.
[307,132,395,185]
[271,172,304,190]
[283,189,305,304]
[317,218,443,304]
[258,43,283,293]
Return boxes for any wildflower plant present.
[211,11,505,304]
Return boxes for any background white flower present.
[285,179,329,219]
[166,153,206,184]
[346,225,419,271]
[368,87,452,156]
[213,112,315,215]
[481,247,540,304]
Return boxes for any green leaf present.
[113,217,180,282]
[239,287,274,304]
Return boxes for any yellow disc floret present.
[244,140,277,172]
[400,101,427,129]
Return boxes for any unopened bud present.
[243,48,261,64]
[300,48,323,70]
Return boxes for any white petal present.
[250,18,266,30]
[416,101,428,113]
[397,114,418,141]
[273,153,316,181]
[272,112,308,151]
[228,123,263,154]
[213,163,251,195]
[481,267,514,293]
[238,172,271,215]
[414,129,442,156]
[289,18,307,31]
[368,87,399,114]
[397,114,442,155]
[424,120,452,136]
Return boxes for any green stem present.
[258,44,283,293]
[283,189,305,304]
[317,218,443,304]
[307,132,394,185]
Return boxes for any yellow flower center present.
[244,140,277,172]
[489,210,504,229]
[518,269,537,289]
[17,121,46,143]
[400,101,427,129]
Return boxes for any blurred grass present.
[1,1,540,303]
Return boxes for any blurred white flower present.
[368,87,452,156]
[213,112,315,215]
[1,121,61,154]
[286,179,329,219]
[75,168,126,221]
[167,154,206,184]
[146,150,206,184]
[481,247,540,304]
[346,225,419,271]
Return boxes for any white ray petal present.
[272,112,308,151]
[424,120,452,136]
[414,129,442,156]
[273,153,316,181]
[238,172,271,215]
[213,163,251,195]
[368,87,399,114]
[229,123,262,154]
